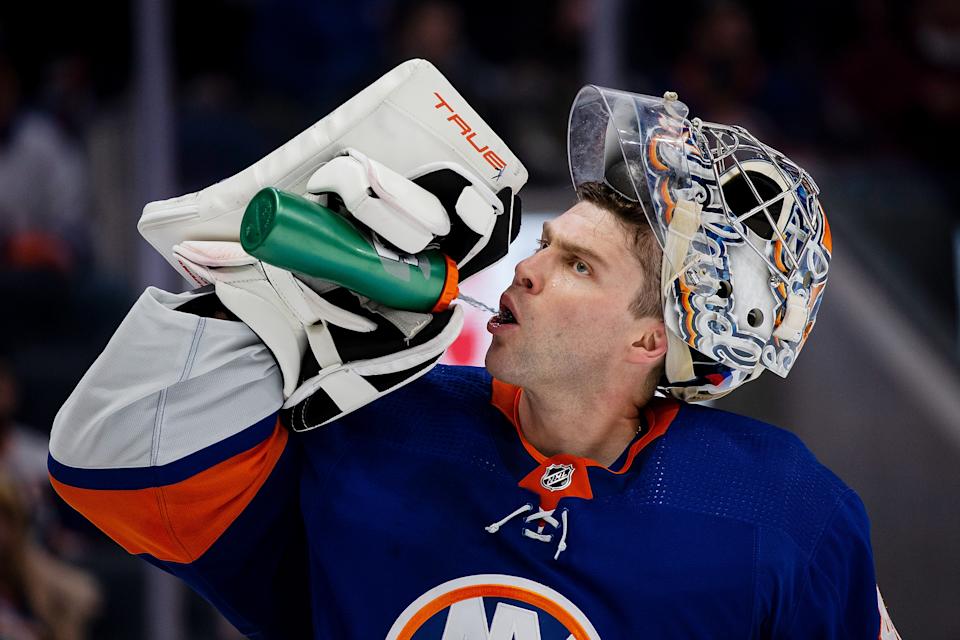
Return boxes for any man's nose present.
[513,254,543,294]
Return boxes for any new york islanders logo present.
[386,574,601,639]
[540,464,575,492]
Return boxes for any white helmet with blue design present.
[568,86,832,401]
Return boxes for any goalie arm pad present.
[48,287,312,637]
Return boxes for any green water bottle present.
[240,187,459,313]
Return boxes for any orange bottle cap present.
[430,255,459,312]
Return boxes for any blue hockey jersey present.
[48,288,884,639]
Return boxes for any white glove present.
[139,59,528,276]
[142,60,527,426]
[173,240,375,400]
[173,240,464,428]
[169,142,516,395]
[307,149,453,254]
[306,149,512,279]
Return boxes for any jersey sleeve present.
[778,490,880,639]
[48,286,311,638]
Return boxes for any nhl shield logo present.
[540,464,575,492]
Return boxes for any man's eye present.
[534,239,549,253]
[573,261,590,275]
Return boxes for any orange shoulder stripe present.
[50,419,288,564]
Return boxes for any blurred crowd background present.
[0,0,957,638]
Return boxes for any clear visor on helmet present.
[567,85,693,249]
[567,85,831,388]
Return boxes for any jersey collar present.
[490,378,681,476]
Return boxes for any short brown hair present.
[576,182,663,319]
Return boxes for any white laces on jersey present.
[485,504,570,560]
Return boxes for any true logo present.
[540,464,575,492]
[433,92,508,174]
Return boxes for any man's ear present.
[627,319,668,365]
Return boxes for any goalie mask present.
[568,86,831,402]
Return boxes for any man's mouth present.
[487,297,520,334]
[487,307,516,332]
[496,296,519,325]
[494,305,517,325]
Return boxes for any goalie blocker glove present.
[142,60,527,428]
[172,152,520,431]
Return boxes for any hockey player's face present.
[486,200,657,387]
